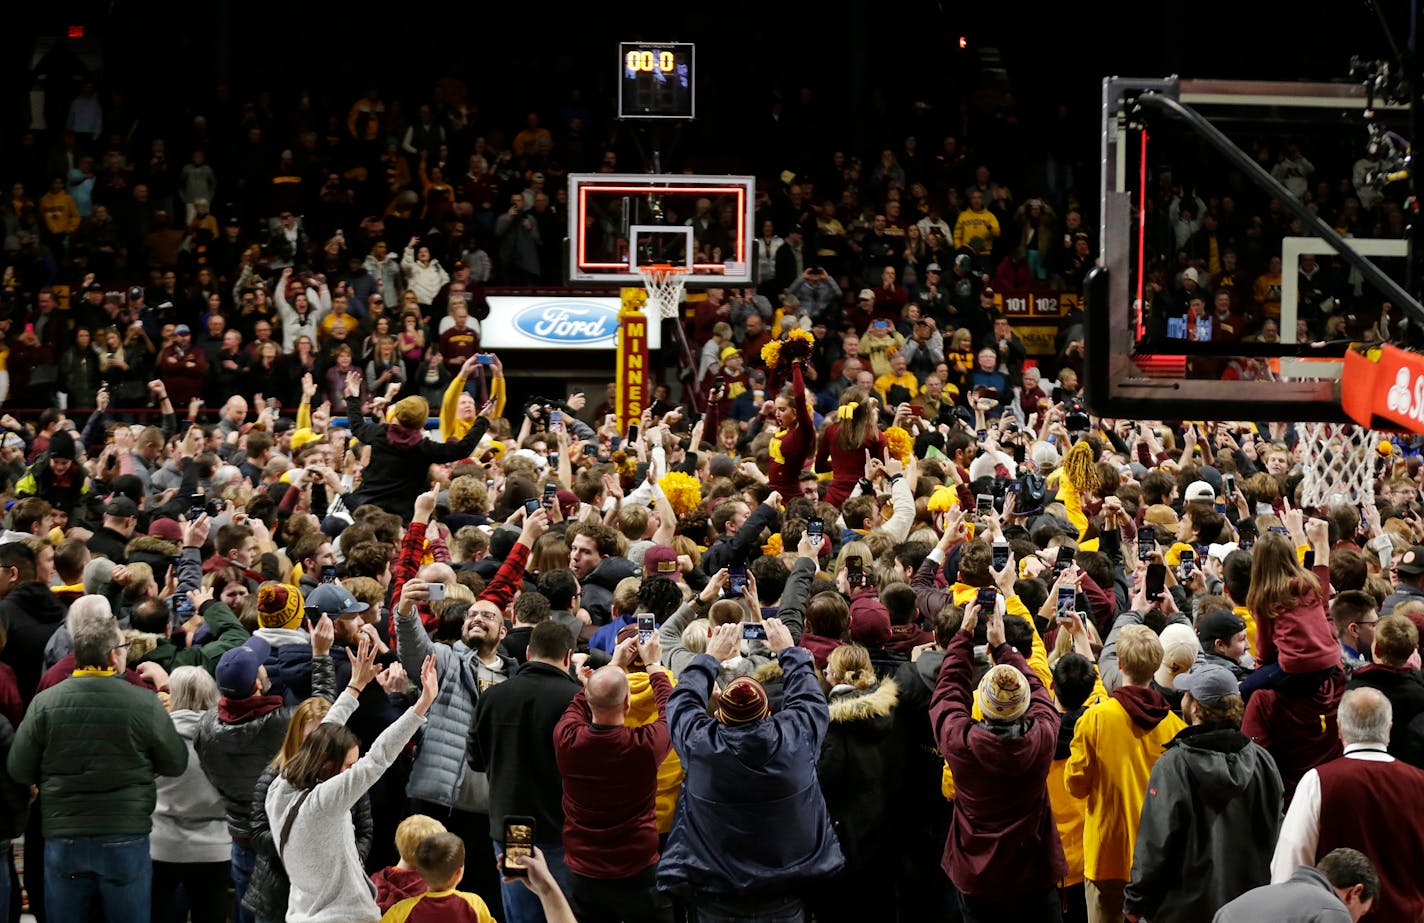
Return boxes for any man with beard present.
[394,507,549,908]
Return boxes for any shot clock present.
[618,42,694,119]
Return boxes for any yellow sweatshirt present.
[1047,673,1107,887]
[439,373,504,442]
[625,670,683,833]
[1062,693,1186,882]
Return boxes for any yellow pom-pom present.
[761,339,783,367]
[884,426,914,465]
[761,532,784,557]
[658,470,703,517]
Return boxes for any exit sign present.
[68,25,84,38]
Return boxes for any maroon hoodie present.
[1111,684,1173,729]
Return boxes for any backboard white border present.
[628,225,693,271]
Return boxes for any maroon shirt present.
[1242,670,1344,798]
[554,670,672,879]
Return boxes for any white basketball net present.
[639,264,689,320]
[1298,422,1379,509]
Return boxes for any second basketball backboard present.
[567,173,755,284]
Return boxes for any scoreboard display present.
[618,42,694,120]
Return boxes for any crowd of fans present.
[0,79,1423,923]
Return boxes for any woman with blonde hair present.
[811,643,901,923]
[814,387,886,506]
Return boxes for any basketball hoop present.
[639,263,690,320]
[1298,421,1380,509]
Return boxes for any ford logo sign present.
[514,302,620,344]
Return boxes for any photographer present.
[786,266,842,323]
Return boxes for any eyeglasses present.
[110,641,132,652]
[1352,619,1380,627]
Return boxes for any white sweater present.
[266,706,426,923]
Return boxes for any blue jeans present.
[493,840,572,923]
[231,841,257,923]
[44,832,151,923]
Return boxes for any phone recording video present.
[976,586,998,611]
[807,517,824,545]
[523,498,542,517]
[1057,586,1076,622]
[320,565,338,584]
[637,614,656,644]
[992,540,1010,570]
[543,482,558,508]
[740,621,768,641]
[845,555,864,589]
[502,817,535,878]
[1177,549,1196,583]
[727,564,748,596]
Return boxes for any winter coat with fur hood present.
[817,677,902,871]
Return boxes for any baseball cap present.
[858,288,875,301]
[175,324,192,336]
[980,285,995,298]
[1184,480,1216,503]
[305,583,370,618]
[1397,545,1424,575]
[1182,267,1200,284]
[85,281,103,292]
[849,606,892,647]
[1196,609,1247,647]
[103,496,140,518]
[1207,541,1239,562]
[926,262,942,273]
[127,285,144,300]
[1173,662,1240,705]
[642,545,680,580]
[215,637,272,698]
[1143,504,1180,531]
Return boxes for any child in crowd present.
[379,832,494,923]
[372,814,449,912]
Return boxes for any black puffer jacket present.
[242,762,374,919]
[194,655,335,841]
[816,678,902,870]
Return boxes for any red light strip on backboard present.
[577,185,747,271]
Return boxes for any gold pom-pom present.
[884,426,914,465]
[1064,441,1102,494]
[780,328,815,363]
[761,339,783,367]
[761,532,784,557]
[658,470,703,517]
